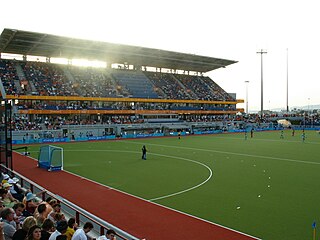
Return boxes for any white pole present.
[286,48,289,112]
[257,49,267,118]
[245,81,249,114]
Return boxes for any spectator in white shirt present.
[48,220,68,240]
[71,222,93,240]
[97,229,116,240]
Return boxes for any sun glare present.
[1,53,107,68]
[51,57,69,65]
[72,59,106,68]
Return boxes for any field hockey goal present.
[38,145,64,171]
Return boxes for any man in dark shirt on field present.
[142,145,147,160]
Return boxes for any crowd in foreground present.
[0,173,117,240]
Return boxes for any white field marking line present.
[60,149,212,201]
[62,170,260,240]
[126,141,320,166]
[214,136,320,145]
[21,150,260,239]
[147,152,212,201]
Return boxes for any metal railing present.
[1,165,139,240]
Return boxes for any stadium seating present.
[111,70,158,98]
[1,59,235,102]
[144,72,191,100]
[0,59,20,95]
[65,66,117,97]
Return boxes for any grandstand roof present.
[0,28,237,72]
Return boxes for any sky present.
[1,0,320,112]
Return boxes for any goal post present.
[38,145,64,171]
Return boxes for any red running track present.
[13,152,260,240]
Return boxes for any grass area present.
[26,130,320,240]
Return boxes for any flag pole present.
[312,221,316,240]
[313,228,315,240]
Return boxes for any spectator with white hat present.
[7,179,23,202]
[2,174,9,180]
[1,174,10,184]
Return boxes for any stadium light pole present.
[257,49,267,118]
[245,81,249,114]
[286,48,289,112]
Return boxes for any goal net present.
[38,145,64,171]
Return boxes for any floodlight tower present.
[257,49,267,118]
[245,81,249,114]
[286,48,289,112]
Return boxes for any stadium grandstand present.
[0,28,243,128]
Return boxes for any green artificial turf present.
[25,130,320,240]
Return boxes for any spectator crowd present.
[0,59,234,102]
[0,172,117,240]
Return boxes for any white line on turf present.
[60,159,259,240]
[62,149,213,201]
[147,152,212,201]
[20,150,259,239]
[213,136,320,145]
[125,141,320,166]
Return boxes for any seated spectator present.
[12,216,37,240]
[71,222,93,240]
[0,220,4,240]
[40,219,54,240]
[1,174,10,184]
[23,193,40,216]
[26,225,41,240]
[65,218,77,240]
[12,203,25,226]
[97,229,116,240]
[42,198,55,219]
[1,184,18,208]
[48,220,68,240]
[52,213,65,225]
[48,203,61,224]
[0,200,5,213]
[8,178,24,202]
[56,236,67,240]
[34,204,47,226]
[1,207,18,240]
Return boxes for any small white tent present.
[277,119,292,127]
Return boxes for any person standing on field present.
[142,145,147,160]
